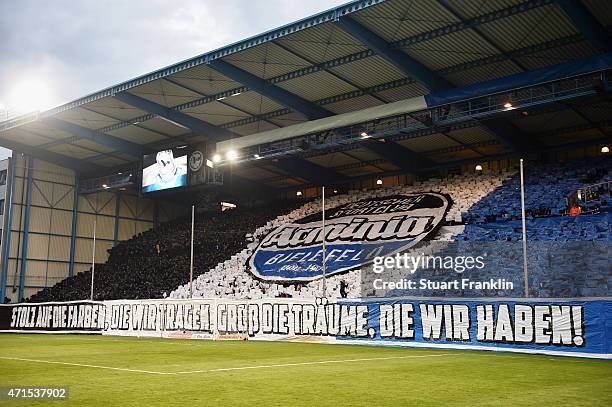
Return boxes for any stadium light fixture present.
[296,191,302,196]
[226,150,238,161]
[376,179,383,185]
[475,164,483,171]
[212,154,221,163]
[503,101,513,110]
[360,132,369,138]
[601,146,610,153]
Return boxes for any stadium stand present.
[463,156,612,238]
[28,156,610,303]
[171,156,611,300]
[28,200,305,302]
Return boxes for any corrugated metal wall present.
[1,155,187,302]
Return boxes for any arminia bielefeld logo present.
[249,193,452,281]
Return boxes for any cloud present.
[0,0,347,112]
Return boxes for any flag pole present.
[520,159,529,297]
[321,186,327,298]
[90,218,97,301]
[189,205,195,299]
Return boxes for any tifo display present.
[11,155,611,359]
[2,298,609,359]
[1,0,612,405]
[28,156,611,304]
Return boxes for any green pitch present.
[0,334,610,406]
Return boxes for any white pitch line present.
[173,353,453,374]
[0,353,453,376]
[0,356,172,375]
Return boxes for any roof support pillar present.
[68,181,79,278]
[18,156,33,302]
[0,157,17,302]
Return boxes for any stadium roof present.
[0,0,611,190]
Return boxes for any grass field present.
[0,334,610,406]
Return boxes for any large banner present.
[250,193,451,281]
[0,301,105,333]
[1,298,610,359]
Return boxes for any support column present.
[68,180,79,278]
[0,157,17,302]
[18,156,33,302]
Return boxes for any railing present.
[79,173,136,194]
[78,167,223,194]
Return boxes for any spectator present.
[28,200,305,302]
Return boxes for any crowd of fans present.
[28,200,305,302]
[28,156,610,303]
[464,156,611,224]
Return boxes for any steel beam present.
[209,60,332,120]
[555,0,610,52]
[91,34,580,136]
[479,118,542,152]
[20,0,384,119]
[0,137,103,173]
[274,157,347,185]
[221,35,585,130]
[164,77,281,128]
[0,0,555,136]
[436,0,528,71]
[362,138,435,172]
[335,16,452,92]
[0,157,16,302]
[43,117,146,157]
[271,40,389,104]
[114,92,235,142]
[67,181,79,278]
